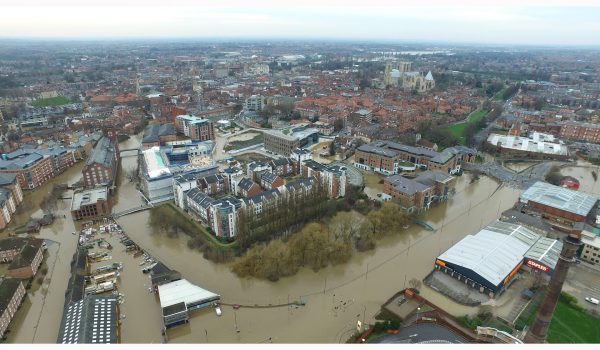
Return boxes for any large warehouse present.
[434,221,562,298]
[520,181,598,229]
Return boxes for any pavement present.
[563,264,600,313]
[369,323,467,344]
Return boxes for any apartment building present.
[175,115,215,142]
[0,279,26,338]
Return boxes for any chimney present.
[523,234,581,343]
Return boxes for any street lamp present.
[416,307,421,322]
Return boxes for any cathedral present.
[384,61,435,92]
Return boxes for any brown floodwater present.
[9,134,599,343]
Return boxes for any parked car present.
[585,297,599,305]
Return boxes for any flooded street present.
[8,134,600,343]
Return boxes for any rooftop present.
[58,295,119,344]
[158,279,220,309]
[437,221,560,287]
[71,187,108,211]
[520,181,597,217]
[487,133,568,156]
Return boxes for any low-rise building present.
[354,140,460,176]
[559,121,600,144]
[57,295,120,344]
[70,187,110,221]
[7,239,44,279]
[520,181,598,231]
[142,123,177,148]
[264,127,319,156]
[0,278,26,339]
[580,227,600,266]
[384,171,455,212]
[486,132,569,160]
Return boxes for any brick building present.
[384,171,455,212]
[6,239,44,279]
[70,187,110,220]
[0,278,26,338]
[82,137,118,190]
[559,121,600,143]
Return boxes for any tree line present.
[235,180,330,252]
[232,202,410,281]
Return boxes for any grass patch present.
[227,133,264,150]
[547,300,600,343]
[445,110,487,145]
[493,88,507,101]
[30,96,75,107]
[514,291,600,343]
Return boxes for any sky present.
[1,0,599,46]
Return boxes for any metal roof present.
[437,221,541,287]
[524,236,562,269]
[158,279,219,309]
[520,181,597,217]
[58,295,118,344]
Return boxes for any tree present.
[409,278,422,292]
[329,142,336,156]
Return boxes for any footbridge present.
[112,204,153,218]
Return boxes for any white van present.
[585,297,599,305]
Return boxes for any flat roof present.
[158,279,219,309]
[520,181,597,217]
[487,133,568,155]
[71,187,108,211]
[142,146,171,179]
[437,221,541,287]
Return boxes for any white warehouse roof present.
[436,221,559,287]
[158,279,219,309]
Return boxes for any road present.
[369,323,467,344]
[473,96,516,146]
[464,160,567,190]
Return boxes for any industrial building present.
[520,181,598,230]
[57,295,120,344]
[434,221,562,297]
[486,132,569,160]
[158,279,220,328]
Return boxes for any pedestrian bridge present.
[112,204,153,218]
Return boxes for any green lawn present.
[515,293,600,343]
[30,96,75,107]
[547,301,600,343]
[493,88,507,101]
[445,110,487,145]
